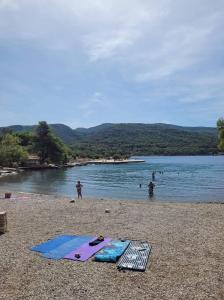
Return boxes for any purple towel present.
[64,237,111,261]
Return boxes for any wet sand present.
[0,191,224,300]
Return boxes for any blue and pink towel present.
[31,235,130,262]
[64,237,111,261]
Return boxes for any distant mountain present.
[71,123,218,157]
[0,125,36,133]
[0,123,218,157]
[0,124,78,144]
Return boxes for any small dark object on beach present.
[89,236,104,246]
[70,200,75,203]
[5,193,11,199]
[105,209,110,213]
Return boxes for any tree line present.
[0,121,72,167]
[0,119,224,167]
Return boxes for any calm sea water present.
[0,156,224,202]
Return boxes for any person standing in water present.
[152,171,155,181]
[148,181,155,197]
[76,181,83,199]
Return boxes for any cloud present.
[84,29,140,62]
[135,24,215,81]
[0,0,224,126]
[78,91,108,118]
[0,0,19,10]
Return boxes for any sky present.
[0,0,224,129]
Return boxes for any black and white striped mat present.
[117,241,151,271]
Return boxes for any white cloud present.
[0,0,224,125]
[78,91,108,118]
[0,0,19,10]
[84,29,140,61]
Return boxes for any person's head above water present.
[77,180,80,184]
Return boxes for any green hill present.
[71,123,218,157]
[0,124,78,144]
[0,123,218,157]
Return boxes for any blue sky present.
[0,0,223,128]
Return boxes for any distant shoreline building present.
[26,155,40,167]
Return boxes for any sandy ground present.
[0,191,224,300]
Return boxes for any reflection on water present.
[0,169,67,195]
[0,156,224,202]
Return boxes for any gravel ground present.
[0,191,224,300]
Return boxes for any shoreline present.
[0,191,224,299]
[1,189,224,204]
[0,158,144,178]
[0,191,214,204]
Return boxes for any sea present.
[0,156,224,202]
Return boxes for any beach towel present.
[117,241,151,271]
[94,240,130,263]
[65,237,111,261]
[43,235,94,260]
[31,235,74,253]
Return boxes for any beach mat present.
[65,237,111,261]
[31,235,74,253]
[43,235,94,260]
[117,241,151,272]
[94,240,130,263]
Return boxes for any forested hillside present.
[0,123,218,158]
[71,123,218,157]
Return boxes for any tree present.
[34,121,71,164]
[0,133,28,167]
[217,118,224,152]
[1,128,13,136]
[15,132,34,147]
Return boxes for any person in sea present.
[152,171,155,181]
[76,181,83,199]
[148,181,155,197]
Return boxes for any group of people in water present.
[75,170,161,199]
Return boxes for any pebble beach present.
[0,191,224,300]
